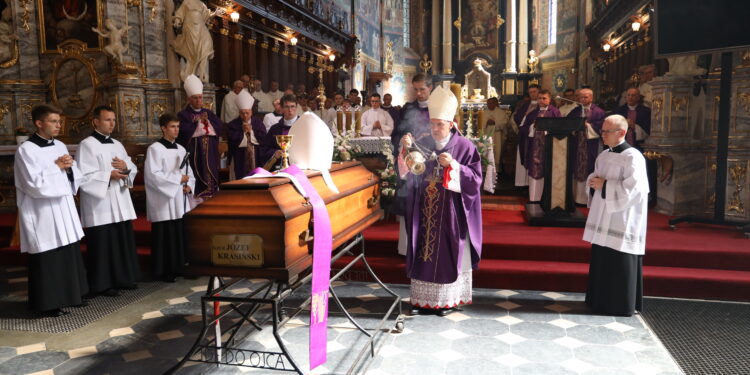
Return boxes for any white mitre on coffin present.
[428,86,458,122]
[236,90,255,110]
[288,112,339,193]
[184,74,203,97]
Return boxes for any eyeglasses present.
[601,129,622,134]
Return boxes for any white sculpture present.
[0,6,17,64]
[92,19,131,65]
[666,55,706,77]
[172,0,223,82]
[464,58,492,100]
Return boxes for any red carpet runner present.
[2,196,749,301]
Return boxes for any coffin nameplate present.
[211,235,264,267]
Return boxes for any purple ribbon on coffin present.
[248,165,332,370]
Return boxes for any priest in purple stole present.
[177,74,223,199]
[514,84,540,187]
[226,90,267,179]
[524,90,561,202]
[614,87,651,151]
[566,88,606,205]
[391,74,433,256]
[259,93,300,169]
[399,86,483,317]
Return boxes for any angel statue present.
[0,6,17,66]
[527,49,539,74]
[92,19,131,65]
[172,0,224,82]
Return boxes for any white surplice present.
[583,146,649,255]
[15,138,85,254]
[76,134,138,228]
[221,91,240,123]
[360,108,394,136]
[144,140,196,223]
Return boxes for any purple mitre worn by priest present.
[176,74,223,199]
[225,90,267,178]
[400,86,483,317]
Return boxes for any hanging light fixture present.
[328,53,336,62]
[230,11,239,22]
[631,20,641,32]
[602,42,611,52]
[290,36,298,46]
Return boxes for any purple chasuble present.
[515,101,538,166]
[566,104,605,181]
[177,106,223,198]
[524,106,561,180]
[405,131,483,284]
[391,101,431,216]
[226,117,267,178]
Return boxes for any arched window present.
[548,0,557,45]
[403,0,410,48]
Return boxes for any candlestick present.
[336,111,344,134]
[354,111,362,137]
[345,111,352,133]
[477,109,486,136]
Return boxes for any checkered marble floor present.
[0,279,683,375]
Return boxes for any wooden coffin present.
[183,161,382,283]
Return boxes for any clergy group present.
[14,72,650,321]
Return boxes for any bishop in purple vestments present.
[226,90,267,179]
[176,75,223,199]
[400,87,483,317]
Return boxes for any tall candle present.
[477,110,486,136]
[451,83,463,129]
[354,111,362,136]
[345,111,352,132]
[336,111,344,134]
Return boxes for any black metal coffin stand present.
[166,234,404,374]
[524,117,587,227]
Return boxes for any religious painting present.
[0,0,19,69]
[459,0,501,60]
[332,0,351,33]
[356,0,381,63]
[50,41,99,124]
[37,0,102,53]
[353,63,364,91]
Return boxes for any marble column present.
[431,0,441,74]
[442,0,452,75]
[517,0,529,73]
[504,0,517,73]
[645,75,712,217]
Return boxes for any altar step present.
[333,256,750,302]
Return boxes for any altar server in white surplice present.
[584,114,649,317]
[77,105,139,297]
[360,93,394,136]
[145,113,196,282]
[15,104,88,317]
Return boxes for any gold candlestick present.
[477,109,486,136]
[275,135,293,169]
[336,111,344,134]
[354,111,362,137]
[345,111,352,132]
